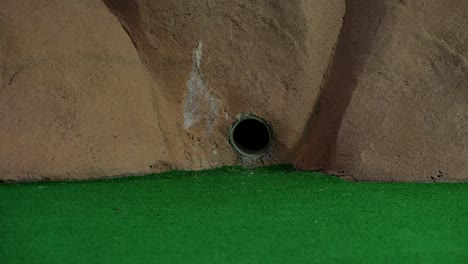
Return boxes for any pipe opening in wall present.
[229,116,272,156]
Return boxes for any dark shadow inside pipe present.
[230,117,271,156]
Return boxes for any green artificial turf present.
[1,165,467,263]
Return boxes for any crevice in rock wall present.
[102,0,177,169]
[294,0,387,171]
[101,0,142,46]
[101,0,348,171]
[289,3,346,163]
[101,1,140,50]
[119,23,139,51]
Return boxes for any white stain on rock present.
[183,41,219,133]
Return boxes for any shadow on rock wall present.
[0,0,466,182]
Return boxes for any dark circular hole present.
[229,117,271,156]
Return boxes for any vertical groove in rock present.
[294,0,387,170]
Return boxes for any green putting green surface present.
[1,165,467,263]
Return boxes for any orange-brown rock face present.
[102,0,344,170]
[0,0,171,180]
[0,0,344,181]
[1,0,466,182]
[294,0,468,182]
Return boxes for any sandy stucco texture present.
[0,0,467,182]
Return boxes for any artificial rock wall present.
[0,0,466,182]
[294,0,468,182]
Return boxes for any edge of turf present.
[2,164,466,186]
[0,164,339,186]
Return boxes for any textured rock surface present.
[294,0,468,182]
[0,0,344,181]
[0,0,171,180]
[1,0,466,182]
[104,0,344,170]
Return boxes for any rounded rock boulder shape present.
[294,0,468,182]
[0,0,345,181]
